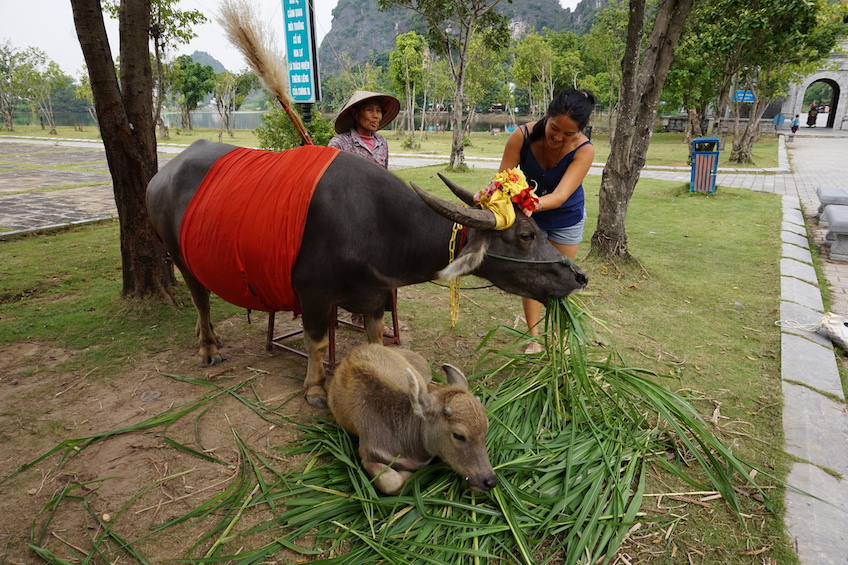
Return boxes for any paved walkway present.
[1,131,847,562]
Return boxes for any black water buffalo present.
[146,140,587,407]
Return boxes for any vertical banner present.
[282,0,321,103]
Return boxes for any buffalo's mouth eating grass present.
[5,296,774,565]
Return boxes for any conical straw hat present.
[334,90,400,134]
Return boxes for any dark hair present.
[528,88,596,142]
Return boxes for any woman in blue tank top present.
[498,88,595,354]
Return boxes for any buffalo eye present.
[453,432,466,442]
[520,232,535,242]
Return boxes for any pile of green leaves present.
[16,297,770,564]
[220,298,766,564]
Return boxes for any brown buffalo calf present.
[327,344,497,495]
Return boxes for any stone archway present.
[804,77,840,128]
[782,47,848,130]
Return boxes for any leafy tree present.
[420,53,454,132]
[511,32,557,115]
[0,41,12,130]
[19,54,67,134]
[53,79,89,114]
[804,82,833,108]
[685,0,847,163]
[75,69,98,125]
[1,44,80,132]
[213,70,259,137]
[509,30,584,118]
[389,31,425,147]
[591,0,696,258]
[319,73,353,113]
[172,54,214,129]
[378,0,510,169]
[104,0,207,138]
[463,34,506,132]
[661,28,721,142]
[545,30,583,92]
[580,0,627,120]
[0,41,41,131]
[334,52,384,99]
[71,0,172,298]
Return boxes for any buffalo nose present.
[573,265,589,288]
[483,475,498,491]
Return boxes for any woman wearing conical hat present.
[329,90,400,169]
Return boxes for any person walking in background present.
[329,90,400,169]
[807,103,819,127]
[790,114,800,141]
[498,88,595,354]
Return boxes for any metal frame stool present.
[266,290,400,368]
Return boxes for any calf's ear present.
[406,368,434,417]
[441,364,469,390]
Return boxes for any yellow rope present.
[449,223,461,328]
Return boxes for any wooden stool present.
[266,290,400,368]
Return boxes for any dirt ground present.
[0,307,431,564]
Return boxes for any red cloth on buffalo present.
[179,145,340,313]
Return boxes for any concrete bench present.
[816,186,848,219]
[824,204,848,261]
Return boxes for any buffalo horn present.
[409,182,497,230]
[437,173,476,206]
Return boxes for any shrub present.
[255,108,335,151]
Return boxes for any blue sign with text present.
[734,90,755,103]
[283,0,320,103]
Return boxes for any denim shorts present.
[539,213,586,246]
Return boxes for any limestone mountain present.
[317,0,607,77]
[187,51,226,74]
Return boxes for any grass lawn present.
[1,124,780,169]
[0,150,793,563]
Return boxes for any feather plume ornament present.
[217,0,313,145]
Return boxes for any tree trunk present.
[41,101,58,135]
[449,90,465,169]
[419,87,428,139]
[592,166,632,256]
[729,89,769,164]
[71,0,176,299]
[684,106,703,144]
[591,0,695,258]
[152,31,166,139]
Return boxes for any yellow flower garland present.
[474,168,539,230]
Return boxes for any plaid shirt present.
[328,130,390,169]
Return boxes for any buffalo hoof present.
[305,386,328,409]
[197,349,223,367]
[197,357,223,367]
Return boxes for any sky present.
[0,0,580,78]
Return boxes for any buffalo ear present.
[441,364,469,390]
[436,237,488,280]
[406,368,434,417]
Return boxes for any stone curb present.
[780,196,848,563]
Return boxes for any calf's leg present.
[362,460,413,495]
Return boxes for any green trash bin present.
[690,137,719,193]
